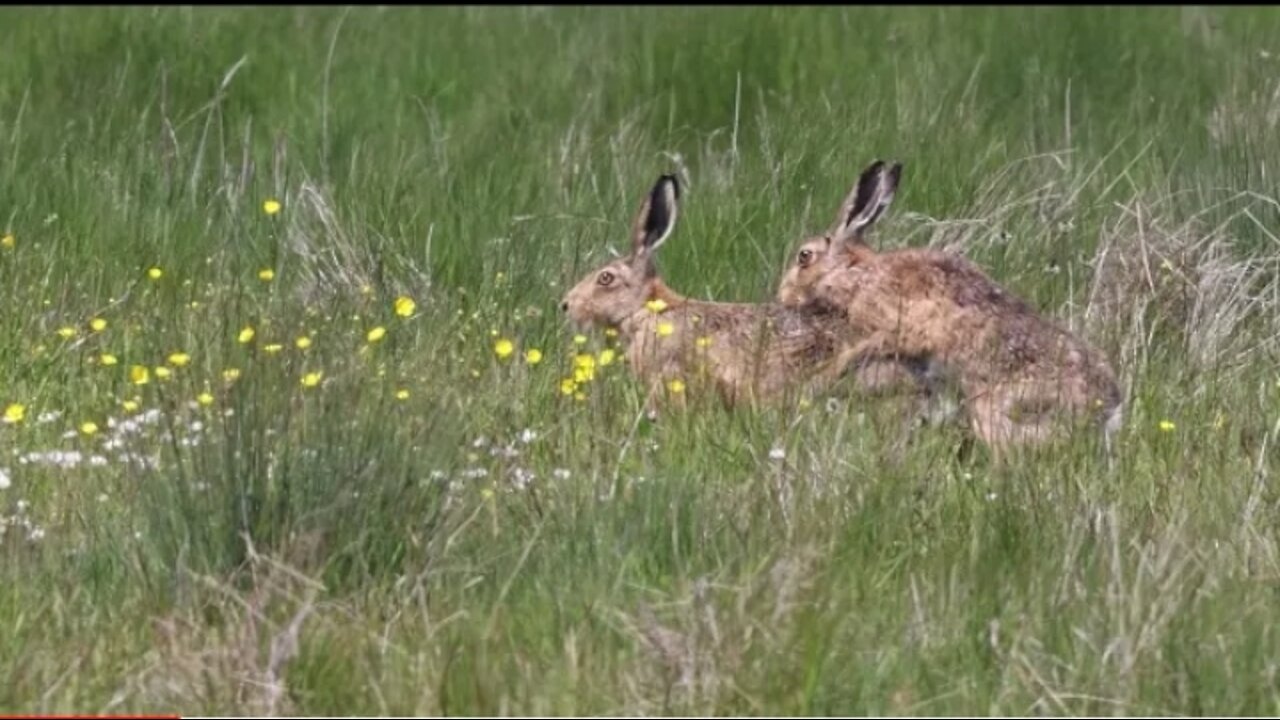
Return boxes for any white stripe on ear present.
[839,161,901,242]
[633,174,681,257]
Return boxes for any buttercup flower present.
[394,296,416,317]
[258,268,275,282]
[263,199,282,215]
[3,403,26,424]
[494,338,515,359]
[238,326,255,344]
[367,326,387,343]
[300,371,323,388]
[524,348,543,365]
[130,366,150,385]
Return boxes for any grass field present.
[3,6,1280,715]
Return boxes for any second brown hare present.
[560,173,928,417]
[777,160,1124,458]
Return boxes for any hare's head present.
[561,174,680,328]
[777,159,901,306]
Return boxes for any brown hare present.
[778,160,1124,458]
[560,173,928,417]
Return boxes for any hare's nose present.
[560,301,569,312]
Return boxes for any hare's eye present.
[597,270,615,286]
[798,249,814,266]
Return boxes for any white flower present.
[511,467,535,490]
[0,467,10,490]
[518,428,538,444]
[552,468,571,481]
[36,411,63,425]
[768,446,786,461]
[28,527,45,542]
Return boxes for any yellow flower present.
[168,352,191,367]
[573,334,588,346]
[258,268,275,282]
[394,296,416,317]
[80,421,99,436]
[1158,420,1176,432]
[100,353,119,366]
[89,318,107,332]
[300,371,323,388]
[667,378,686,394]
[395,389,410,400]
[263,199,282,215]
[154,366,172,380]
[56,326,77,339]
[695,336,712,349]
[598,349,616,367]
[367,326,387,343]
[263,343,283,354]
[646,298,669,314]
[604,328,619,339]
[524,348,543,365]
[3,403,26,424]
[238,326,255,344]
[147,266,163,280]
[295,336,312,350]
[0,233,14,249]
[481,487,495,501]
[121,400,140,413]
[197,392,215,406]
[559,378,577,396]
[222,368,241,382]
[129,365,150,385]
[573,354,596,383]
[655,321,675,337]
[494,338,515,359]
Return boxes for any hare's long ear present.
[630,174,680,272]
[832,160,901,246]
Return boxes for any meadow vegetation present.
[2,6,1280,715]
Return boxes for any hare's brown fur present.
[561,174,928,415]
[779,161,1124,456]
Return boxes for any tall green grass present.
[2,6,1279,715]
